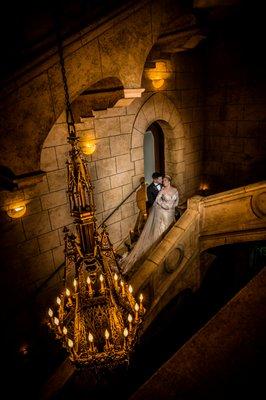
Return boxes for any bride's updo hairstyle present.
[164,174,172,182]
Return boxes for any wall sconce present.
[199,183,209,196]
[7,204,27,219]
[199,183,209,191]
[146,61,170,90]
[81,141,96,155]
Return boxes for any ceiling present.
[0,0,133,81]
[0,0,265,84]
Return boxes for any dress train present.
[121,189,179,276]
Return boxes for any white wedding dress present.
[121,189,179,275]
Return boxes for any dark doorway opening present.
[144,122,164,183]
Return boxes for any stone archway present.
[131,93,185,199]
[0,1,164,179]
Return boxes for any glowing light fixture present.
[199,182,209,196]
[7,204,27,219]
[152,79,165,89]
[199,183,209,191]
[81,140,96,155]
[146,60,170,90]
[46,126,145,371]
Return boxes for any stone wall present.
[202,24,266,192]
[164,52,205,199]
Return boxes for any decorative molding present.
[164,244,185,273]
[251,191,266,219]
[113,88,145,107]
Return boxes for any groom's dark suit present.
[146,182,161,210]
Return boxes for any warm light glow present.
[129,285,133,294]
[87,276,93,295]
[134,303,139,321]
[63,326,67,335]
[123,328,128,338]
[81,141,96,155]
[68,339,74,348]
[152,79,165,89]
[73,279,77,289]
[19,344,29,356]
[146,61,170,90]
[199,183,209,191]
[120,280,125,296]
[56,296,61,306]
[156,61,167,70]
[128,314,133,323]
[48,308,53,317]
[114,273,118,290]
[88,333,94,343]
[139,293,143,302]
[99,274,105,294]
[54,317,59,326]
[7,203,27,219]
[105,329,110,340]
[65,288,70,296]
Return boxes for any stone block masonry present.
[0,51,205,316]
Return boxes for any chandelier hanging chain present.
[56,22,76,140]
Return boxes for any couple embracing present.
[121,172,179,275]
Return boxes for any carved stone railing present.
[130,181,266,331]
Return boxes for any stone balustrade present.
[130,180,266,331]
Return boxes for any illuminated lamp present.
[199,183,209,191]
[7,204,27,219]
[81,141,96,155]
[152,78,165,89]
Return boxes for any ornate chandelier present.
[45,24,145,370]
[47,138,145,369]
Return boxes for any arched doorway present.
[144,122,165,183]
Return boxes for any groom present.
[146,171,163,211]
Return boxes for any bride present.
[121,175,179,276]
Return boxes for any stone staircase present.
[130,181,266,331]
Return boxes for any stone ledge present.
[0,170,46,191]
[113,88,145,107]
